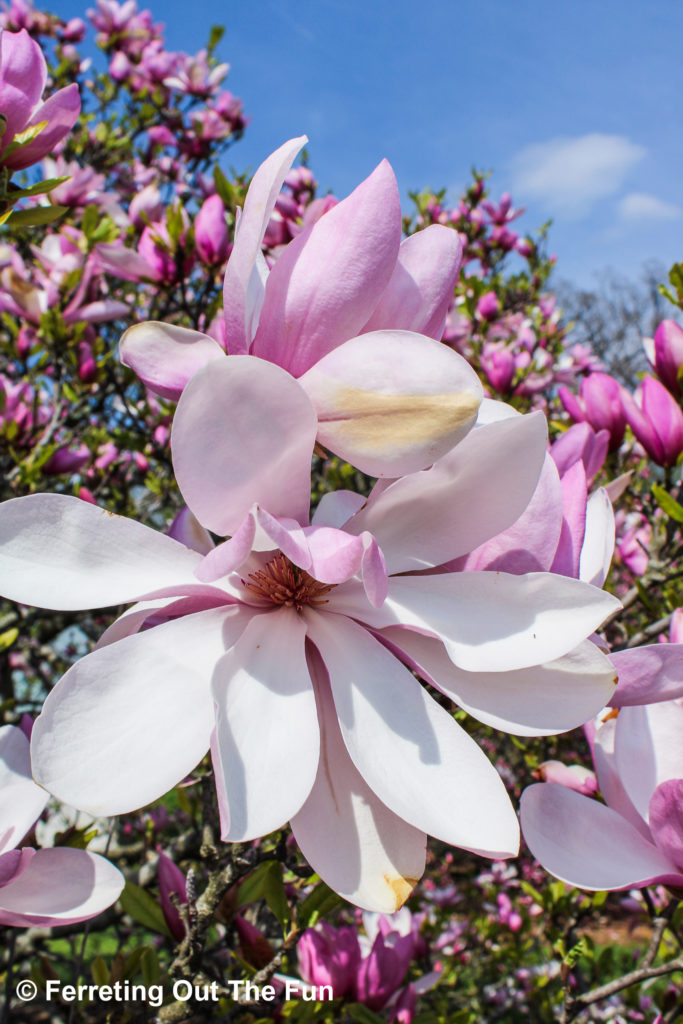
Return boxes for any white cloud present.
[617,192,681,222]
[510,133,645,217]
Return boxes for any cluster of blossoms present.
[0,5,683,1022]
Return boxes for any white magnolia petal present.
[348,573,620,672]
[520,783,683,891]
[291,644,426,912]
[299,331,482,477]
[0,848,124,927]
[592,716,650,837]
[306,612,519,858]
[172,357,317,535]
[223,135,307,353]
[579,488,615,587]
[32,607,252,815]
[346,412,548,572]
[0,726,48,854]
[212,609,319,841]
[312,491,367,529]
[0,493,202,610]
[615,702,683,822]
[119,321,225,400]
[379,629,617,737]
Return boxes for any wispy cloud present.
[617,192,681,222]
[510,133,645,217]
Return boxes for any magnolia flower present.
[521,702,683,891]
[0,364,619,912]
[119,135,484,478]
[0,724,123,926]
[622,376,683,468]
[0,29,80,171]
[558,372,627,451]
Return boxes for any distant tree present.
[556,261,680,387]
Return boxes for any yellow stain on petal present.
[601,707,619,722]
[384,873,419,911]
[317,387,481,454]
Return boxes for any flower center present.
[241,553,335,610]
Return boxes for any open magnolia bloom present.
[119,136,484,477]
[0,362,620,912]
[0,725,123,926]
[521,701,683,892]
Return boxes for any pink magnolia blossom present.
[622,376,683,467]
[558,372,627,451]
[0,724,123,926]
[194,193,229,266]
[521,702,683,891]
[646,319,683,396]
[532,760,598,796]
[0,367,619,911]
[0,28,80,171]
[157,850,187,941]
[297,909,435,1013]
[120,136,485,478]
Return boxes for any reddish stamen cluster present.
[242,553,334,610]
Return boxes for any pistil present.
[242,553,335,610]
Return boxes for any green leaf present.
[0,628,18,651]
[207,24,225,55]
[91,956,109,986]
[347,1005,387,1024]
[7,176,70,199]
[263,861,289,929]
[237,860,290,930]
[81,204,100,238]
[297,881,343,929]
[213,164,234,208]
[119,881,172,938]
[6,205,68,227]
[0,120,46,162]
[140,946,160,986]
[237,860,276,905]
[652,483,683,524]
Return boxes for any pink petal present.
[520,783,683,891]
[312,491,366,529]
[252,160,401,376]
[223,136,307,354]
[379,628,617,737]
[649,779,683,868]
[0,848,124,927]
[0,726,48,853]
[5,82,80,170]
[0,493,203,610]
[212,609,319,841]
[592,715,650,838]
[299,330,482,477]
[610,644,683,706]
[347,411,548,572]
[0,29,46,141]
[362,225,463,340]
[329,572,620,672]
[550,460,587,578]
[172,357,317,535]
[579,488,615,587]
[615,702,683,823]
[291,644,426,912]
[306,612,519,858]
[31,607,252,815]
[120,322,225,401]
[458,453,563,574]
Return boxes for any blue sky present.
[61,0,683,287]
